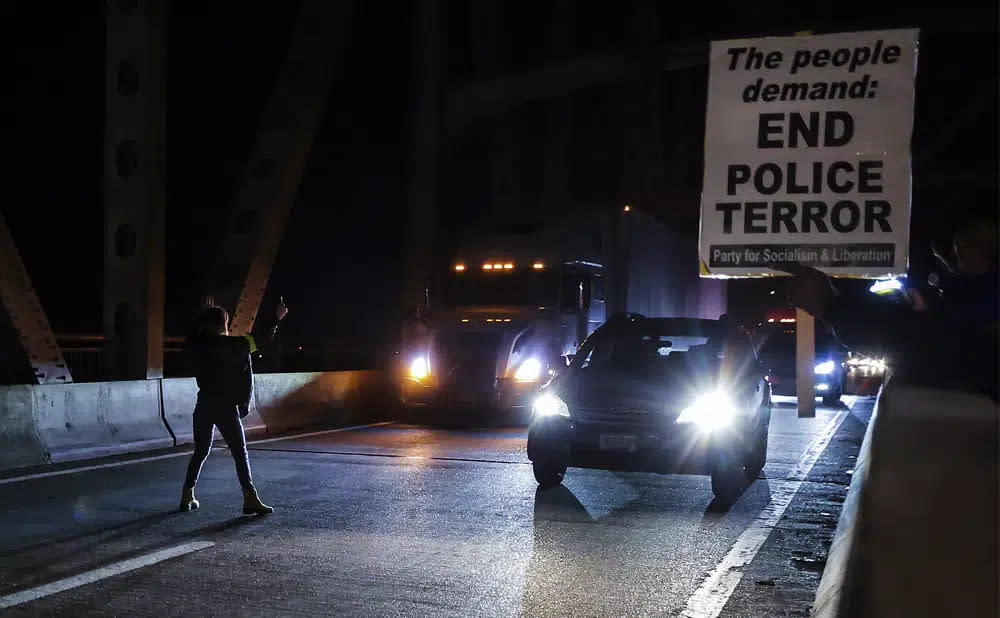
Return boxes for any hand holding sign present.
[772,261,837,319]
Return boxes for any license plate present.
[599,433,637,452]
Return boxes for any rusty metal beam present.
[0,211,72,384]
[102,0,166,380]
[205,0,355,336]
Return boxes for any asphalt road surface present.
[0,396,872,617]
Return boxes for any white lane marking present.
[0,422,391,485]
[680,397,856,618]
[0,541,214,609]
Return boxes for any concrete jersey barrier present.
[0,371,389,473]
[0,385,50,470]
[812,380,999,618]
[31,380,174,464]
[253,371,386,431]
[161,377,266,444]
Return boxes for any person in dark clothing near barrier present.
[180,299,288,514]
[783,215,998,401]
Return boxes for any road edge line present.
[0,541,214,609]
[679,400,856,618]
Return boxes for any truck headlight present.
[676,392,737,431]
[409,356,429,380]
[533,392,569,418]
[514,357,542,382]
[814,360,836,375]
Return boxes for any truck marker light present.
[493,263,504,270]
[454,264,466,271]
[533,262,544,270]
[503,263,514,269]
[482,264,493,270]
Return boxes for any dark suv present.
[526,314,771,504]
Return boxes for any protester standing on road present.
[179,298,289,514]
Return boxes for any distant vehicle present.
[399,206,726,416]
[526,314,771,504]
[756,322,849,405]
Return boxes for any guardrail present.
[812,377,999,617]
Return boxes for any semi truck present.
[398,204,727,414]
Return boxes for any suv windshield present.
[758,328,845,357]
[573,319,718,371]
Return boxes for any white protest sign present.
[699,29,919,277]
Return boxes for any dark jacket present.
[184,320,282,410]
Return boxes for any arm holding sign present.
[783,261,997,401]
[781,263,919,361]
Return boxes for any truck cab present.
[400,217,609,413]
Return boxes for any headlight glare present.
[514,357,542,382]
[814,360,836,375]
[533,393,569,418]
[676,391,737,431]
[409,356,429,380]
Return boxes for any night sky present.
[8,1,998,368]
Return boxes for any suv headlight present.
[814,360,836,375]
[514,357,542,382]
[676,392,737,431]
[533,392,569,418]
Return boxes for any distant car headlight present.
[533,392,569,418]
[814,360,836,375]
[676,392,737,431]
[409,356,429,380]
[514,357,542,382]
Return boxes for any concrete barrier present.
[253,371,386,431]
[160,378,266,444]
[0,385,50,470]
[812,380,999,618]
[0,370,390,473]
[31,380,173,463]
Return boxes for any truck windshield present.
[445,272,558,307]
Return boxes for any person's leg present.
[180,406,214,510]
[215,406,273,514]
[214,408,255,491]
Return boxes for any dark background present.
[8,1,998,370]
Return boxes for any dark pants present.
[184,399,255,492]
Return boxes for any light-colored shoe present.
[242,488,274,515]
[179,486,199,512]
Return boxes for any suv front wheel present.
[533,458,567,487]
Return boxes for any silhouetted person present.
[179,299,288,514]
[784,214,998,400]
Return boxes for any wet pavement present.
[0,397,872,617]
